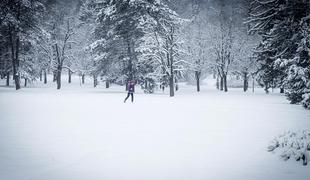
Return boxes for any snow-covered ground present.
[1,76,310,180]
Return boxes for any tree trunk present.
[56,68,61,89]
[44,69,47,84]
[68,70,71,83]
[6,72,10,86]
[9,4,21,90]
[220,76,223,91]
[106,80,110,88]
[12,62,20,90]
[82,74,85,84]
[169,29,175,97]
[24,78,27,87]
[53,72,57,82]
[302,153,308,166]
[11,34,21,90]
[216,75,219,90]
[243,72,248,92]
[93,75,97,88]
[280,87,284,93]
[55,43,62,89]
[196,77,200,92]
[162,85,165,92]
[169,76,174,97]
[264,82,269,94]
[223,74,228,92]
[252,75,255,93]
[195,71,200,92]
[175,78,178,91]
[145,80,148,90]
[39,70,42,81]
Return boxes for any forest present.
[0,0,309,108]
[1,1,310,179]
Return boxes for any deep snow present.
[0,77,310,180]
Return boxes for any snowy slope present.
[0,79,310,180]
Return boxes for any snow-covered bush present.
[302,93,310,109]
[268,130,310,166]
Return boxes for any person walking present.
[124,80,135,103]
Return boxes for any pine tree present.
[93,0,149,83]
[284,20,310,108]
[247,0,290,93]
[0,0,45,90]
[91,0,183,95]
[248,0,310,107]
[0,32,11,86]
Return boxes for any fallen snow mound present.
[268,130,310,166]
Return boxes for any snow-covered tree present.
[52,17,75,89]
[44,1,77,89]
[151,15,185,96]
[90,0,184,96]
[0,34,11,86]
[231,33,258,92]
[282,21,310,108]
[182,2,210,92]
[248,0,310,108]
[211,1,236,92]
[92,0,150,84]
[0,0,45,90]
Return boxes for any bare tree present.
[53,19,74,89]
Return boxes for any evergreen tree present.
[284,19,310,108]
[0,0,45,90]
[91,0,183,95]
[93,0,150,83]
[0,32,11,86]
[248,0,310,107]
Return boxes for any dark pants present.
[124,92,134,102]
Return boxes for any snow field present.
[0,80,310,180]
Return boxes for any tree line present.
[0,0,309,109]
